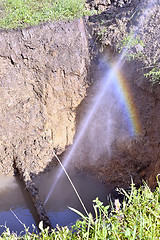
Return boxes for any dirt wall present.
[0,19,90,175]
[82,0,160,188]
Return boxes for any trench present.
[0,58,130,233]
[0,1,159,233]
[0,55,158,233]
[0,57,143,233]
[0,49,159,234]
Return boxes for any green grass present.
[117,31,160,85]
[0,0,92,29]
[1,178,160,239]
[144,64,160,85]
[116,30,145,61]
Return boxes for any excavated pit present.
[0,0,160,232]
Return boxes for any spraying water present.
[44,68,117,205]
[44,62,136,206]
[44,0,158,205]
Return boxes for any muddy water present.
[35,167,117,228]
[0,174,38,235]
[0,169,118,234]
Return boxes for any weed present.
[144,63,160,85]
[0,178,160,239]
[117,30,145,60]
[117,30,160,85]
[70,178,160,239]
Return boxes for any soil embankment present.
[0,19,90,176]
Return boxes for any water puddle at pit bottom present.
[0,175,38,236]
[35,167,118,228]
[0,169,118,234]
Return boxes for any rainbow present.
[112,68,141,135]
